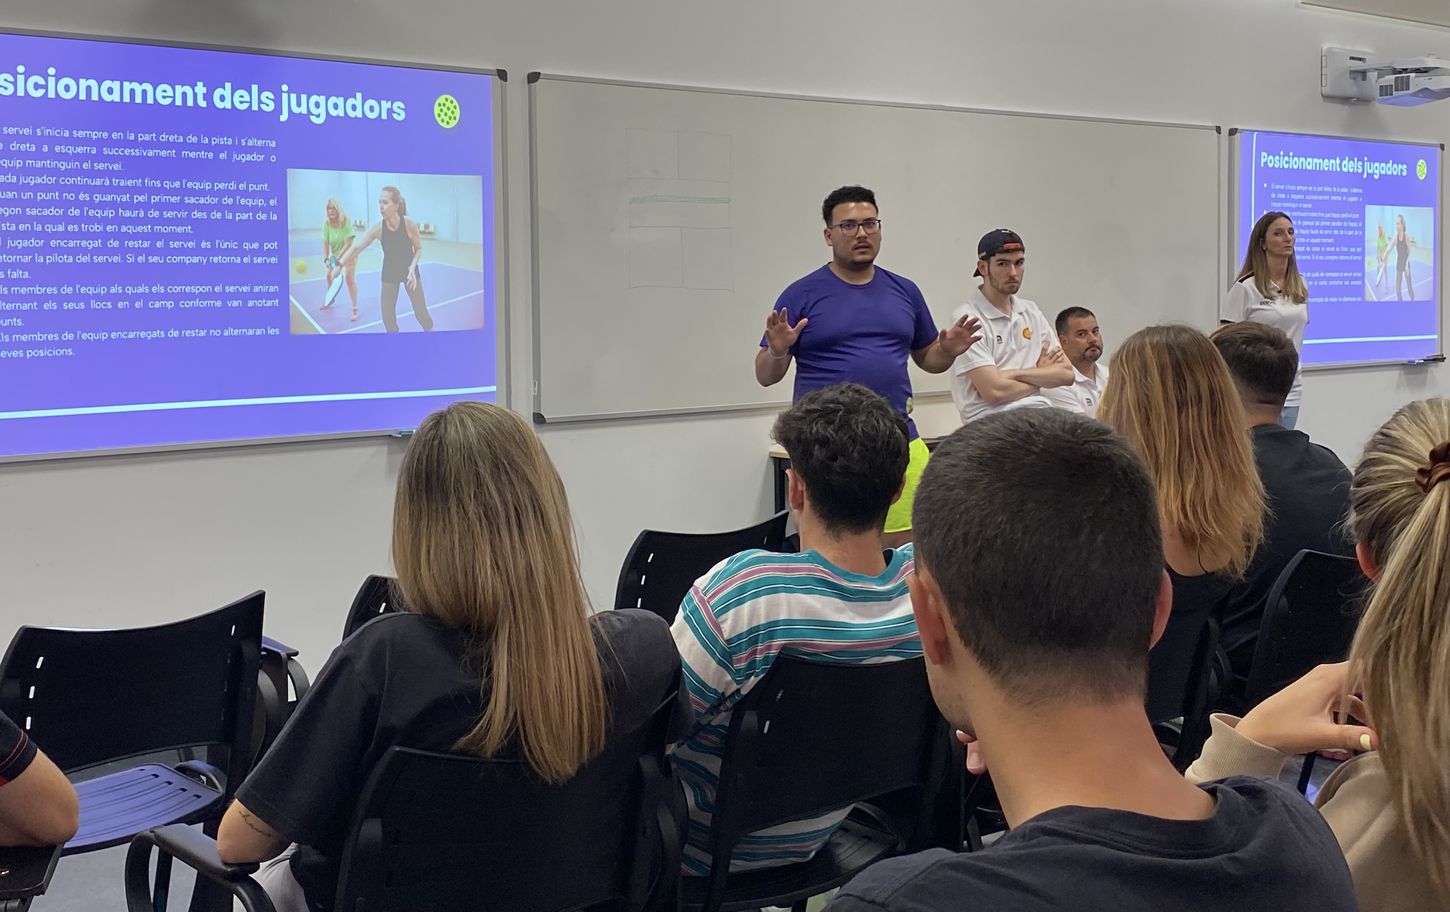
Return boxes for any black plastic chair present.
[1243,550,1366,707]
[1241,550,1365,792]
[0,844,61,911]
[0,592,263,858]
[341,574,404,641]
[1147,604,1221,771]
[125,693,685,912]
[681,655,952,912]
[252,636,311,763]
[614,512,789,623]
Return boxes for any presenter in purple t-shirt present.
[755,185,981,547]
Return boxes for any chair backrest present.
[613,512,789,622]
[341,575,403,641]
[1244,550,1366,708]
[702,656,940,893]
[334,693,682,912]
[1146,578,1224,726]
[0,592,263,792]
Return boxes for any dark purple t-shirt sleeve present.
[0,711,37,786]
[908,282,937,351]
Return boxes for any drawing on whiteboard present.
[626,128,733,291]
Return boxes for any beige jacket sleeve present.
[1184,713,1289,783]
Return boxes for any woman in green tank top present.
[322,198,359,321]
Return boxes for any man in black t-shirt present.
[828,409,1355,912]
[1211,322,1353,712]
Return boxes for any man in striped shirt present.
[670,382,922,874]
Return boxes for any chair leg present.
[153,851,171,912]
[1296,752,1317,795]
[964,813,983,853]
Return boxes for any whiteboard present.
[529,73,1221,423]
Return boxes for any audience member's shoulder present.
[831,848,1014,912]
[330,611,466,684]
[343,610,451,653]
[594,609,680,696]
[1213,775,1332,832]
[696,547,815,592]
[593,606,673,657]
[595,610,681,736]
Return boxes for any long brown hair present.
[1099,324,1264,577]
[1236,211,1308,304]
[391,401,606,782]
[1347,398,1450,898]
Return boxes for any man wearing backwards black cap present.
[756,185,982,547]
[949,229,1074,424]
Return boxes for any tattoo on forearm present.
[239,810,280,841]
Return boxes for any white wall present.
[3,0,1448,668]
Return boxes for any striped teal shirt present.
[669,544,921,875]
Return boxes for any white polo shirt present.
[1221,276,1308,408]
[1041,361,1109,419]
[950,288,1057,424]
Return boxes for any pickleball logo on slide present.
[1417,159,1428,180]
[434,94,461,128]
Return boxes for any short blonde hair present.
[325,197,349,228]
[1099,324,1264,577]
[1348,398,1450,899]
[391,401,606,783]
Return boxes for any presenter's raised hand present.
[937,314,983,358]
[764,308,808,357]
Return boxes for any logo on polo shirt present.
[995,334,1003,344]
[1023,327,1033,340]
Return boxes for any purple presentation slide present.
[0,30,497,459]
[1235,130,1439,366]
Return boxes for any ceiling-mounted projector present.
[1322,47,1450,105]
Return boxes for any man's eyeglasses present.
[831,219,882,235]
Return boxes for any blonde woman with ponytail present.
[216,401,681,912]
[1188,397,1450,911]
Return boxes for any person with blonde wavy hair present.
[1188,397,1450,911]
[1098,324,1264,726]
[214,401,681,912]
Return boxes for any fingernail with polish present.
[1360,733,1372,751]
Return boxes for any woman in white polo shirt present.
[1222,211,1309,428]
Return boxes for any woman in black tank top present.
[1394,213,1416,302]
[338,185,434,332]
